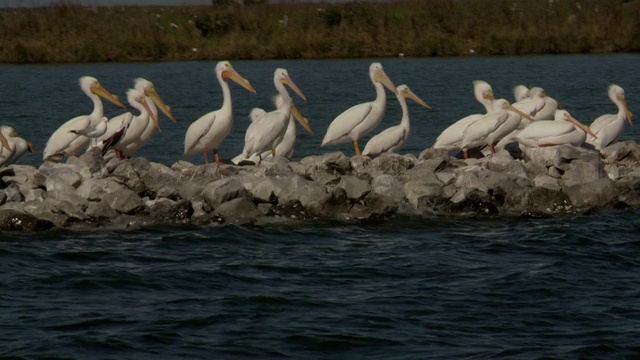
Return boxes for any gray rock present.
[563,177,619,210]
[174,162,224,187]
[337,175,371,201]
[240,175,279,203]
[76,147,108,178]
[2,200,75,228]
[419,147,451,161]
[519,187,573,216]
[350,155,377,177]
[300,152,351,176]
[371,174,405,203]
[75,178,108,201]
[360,192,397,219]
[101,188,146,214]
[601,140,640,164]
[0,209,54,232]
[139,162,181,200]
[305,187,348,218]
[447,188,499,214]
[262,156,294,177]
[213,197,262,225]
[561,159,605,187]
[148,198,193,221]
[111,161,145,195]
[268,174,328,210]
[534,174,562,191]
[85,201,119,219]
[271,199,309,221]
[454,171,488,193]
[201,178,250,209]
[3,183,24,203]
[525,145,596,172]
[404,180,443,209]
[39,165,83,192]
[0,165,38,188]
[370,153,416,176]
[5,137,640,230]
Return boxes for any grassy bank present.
[0,0,639,63]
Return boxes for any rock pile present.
[2,142,640,231]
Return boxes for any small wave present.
[286,333,401,351]
[47,315,133,332]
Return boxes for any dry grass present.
[0,0,638,63]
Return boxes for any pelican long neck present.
[219,71,233,115]
[275,81,292,116]
[287,113,296,136]
[88,93,104,123]
[397,93,410,131]
[133,102,149,121]
[373,80,387,105]
[481,98,493,113]
[615,99,626,119]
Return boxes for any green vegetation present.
[0,0,639,63]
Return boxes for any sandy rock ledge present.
[2,142,640,232]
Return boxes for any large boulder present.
[201,178,251,209]
[0,209,55,232]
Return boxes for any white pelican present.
[43,76,126,162]
[515,109,597,148]
[513,84,530,102]
[78,117,107,149]
[513,86,559,122]
[499,86,560,150]
[97,89,158,158]
[586,84,633,150]
[99,116,133,156]
[183,61,256,164]
[460,98,534,158]
[231,94,312,164]
[321,62,397,156]
[432,80,495,151]
[242,68,306,162]
[0,126,36,167]
[362,84,431,158]
[120,77,176,158]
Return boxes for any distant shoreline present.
[1,1,639,64]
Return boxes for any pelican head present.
[79,76,126,109]
[127,88,161,132]
[473,80,494,102]
[398,85,431,110]
[369,62,397,94]
[274,68,306,101]
[609,84,633,127]
[529,87,547,98]
[217,61,256,94]
[513,84,530,102]
[134,77,177,123]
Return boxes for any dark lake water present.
[1,55,640,358]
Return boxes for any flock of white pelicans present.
[0,61,633,169]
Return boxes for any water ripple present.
[3,205,640,358]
